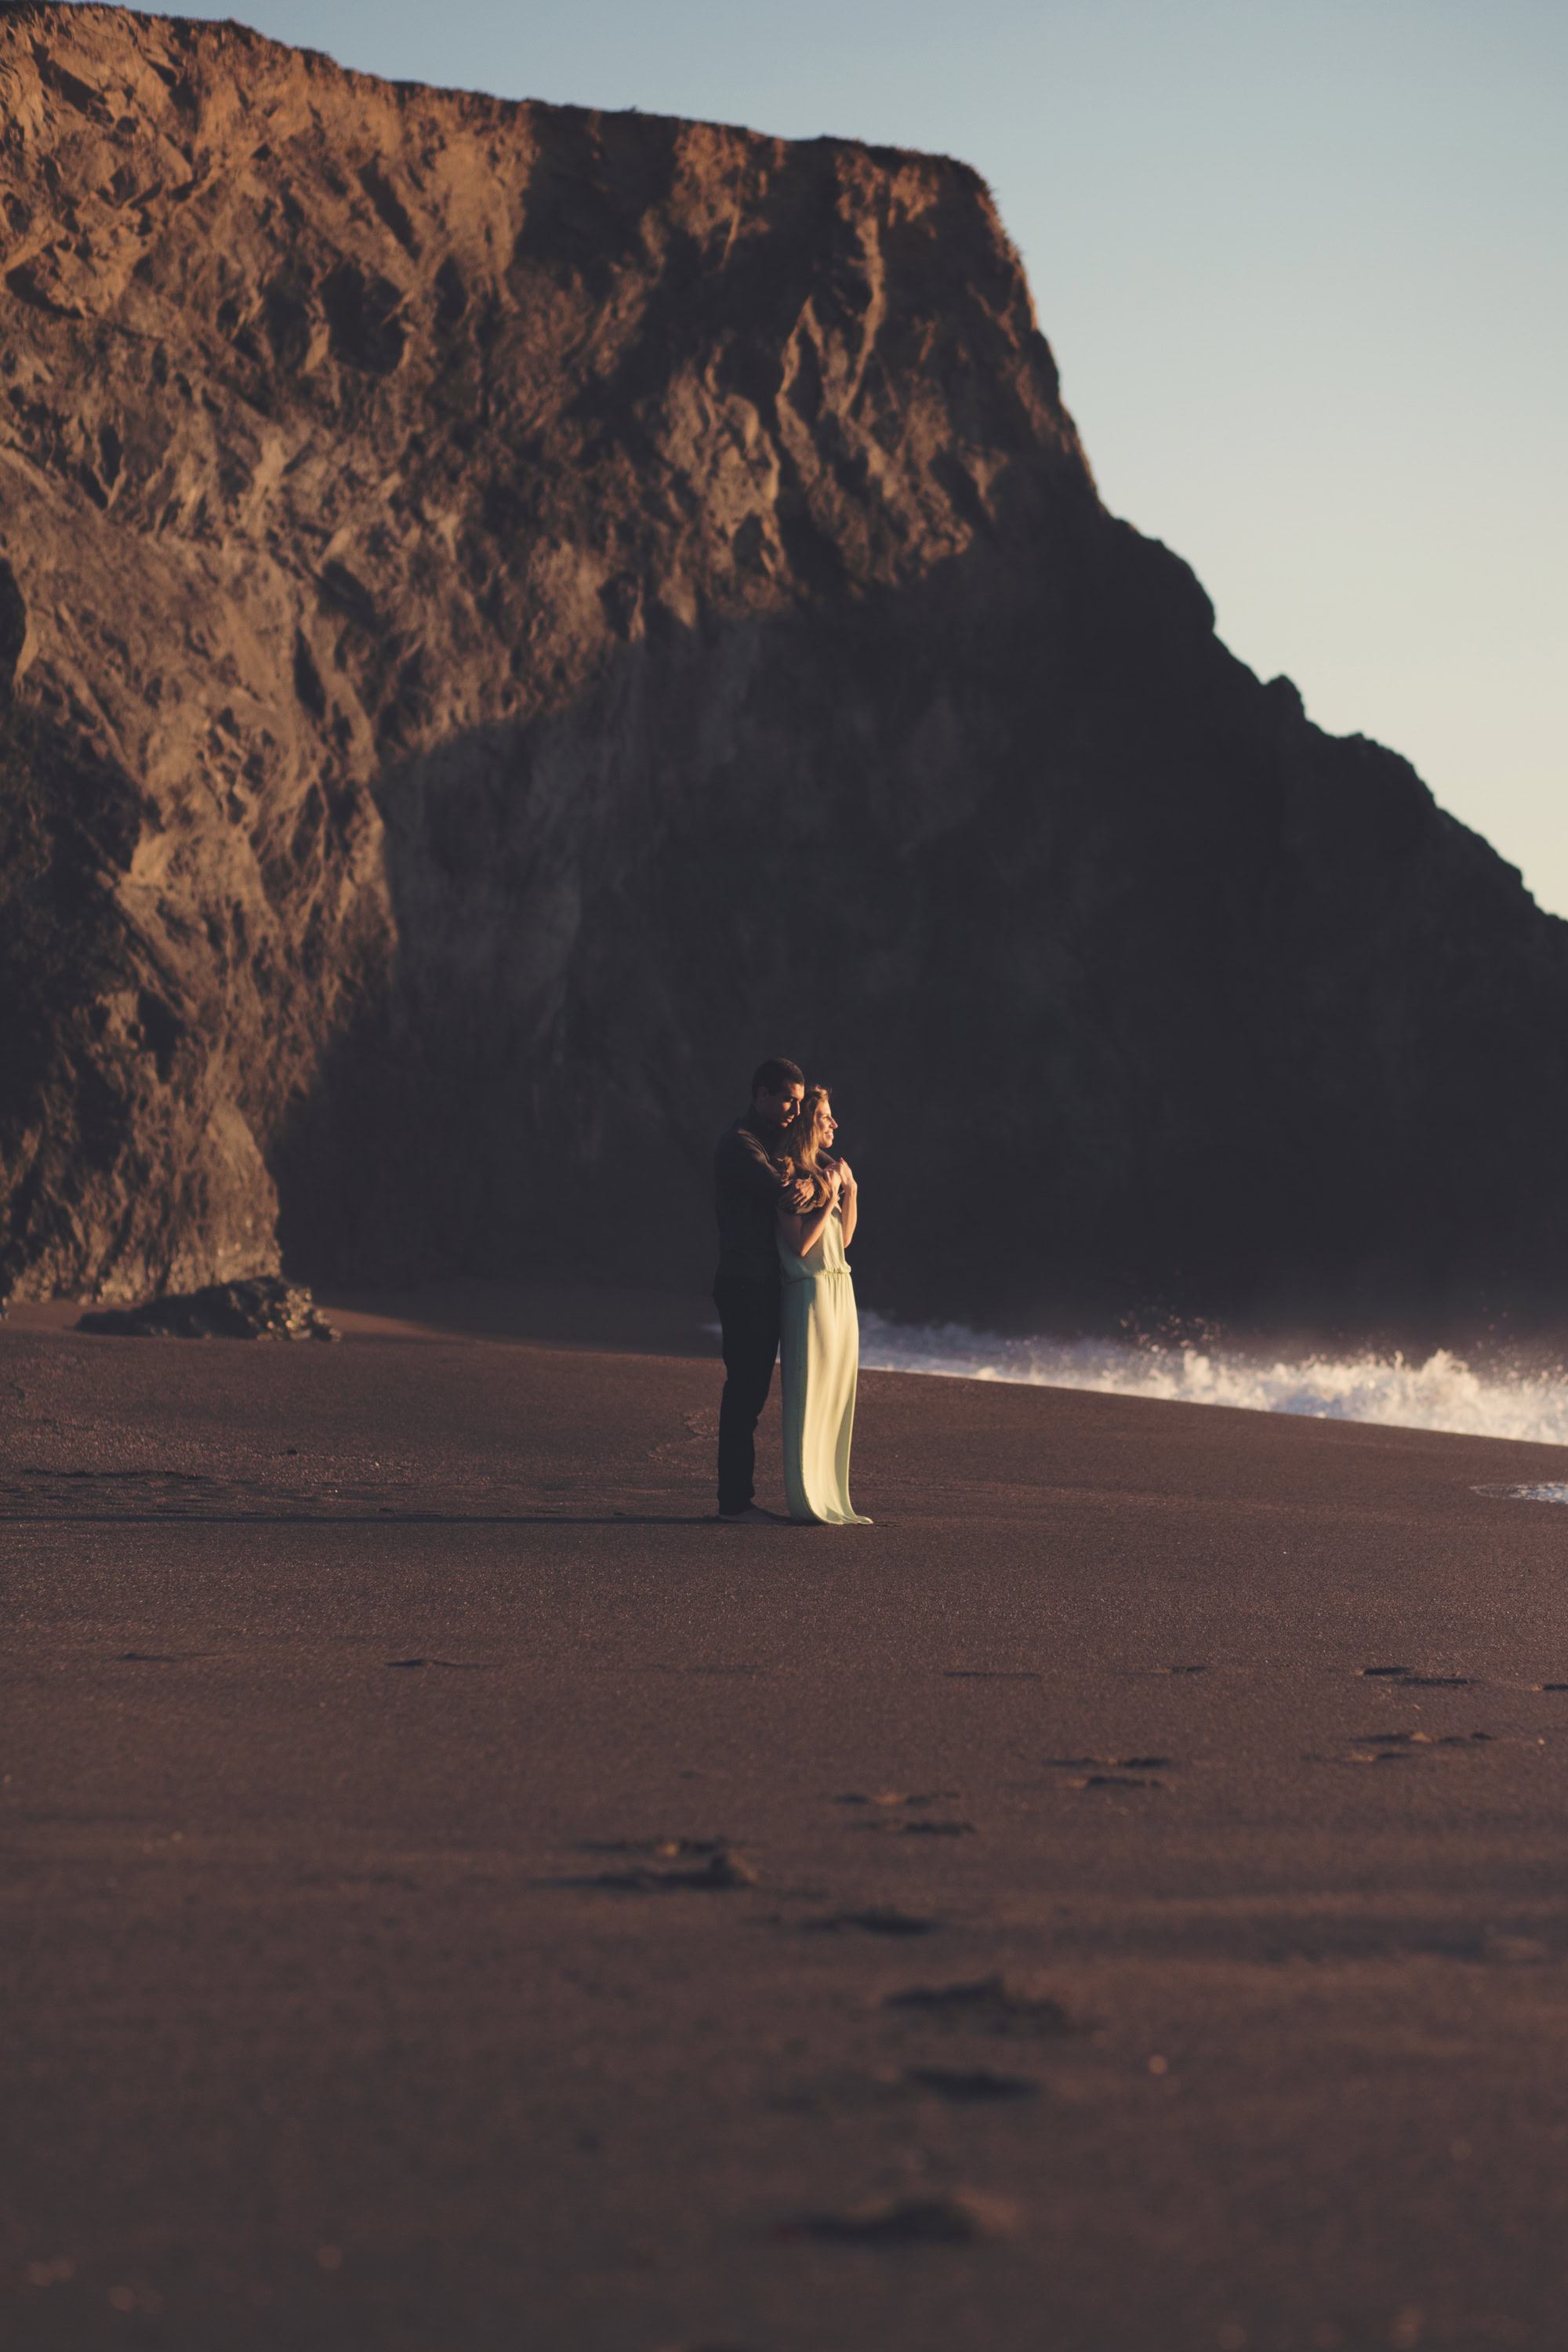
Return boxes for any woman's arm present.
[778,1171,840,1258]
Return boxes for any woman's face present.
[815,1100,837,1150]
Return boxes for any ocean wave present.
[856,1314,1568,1446]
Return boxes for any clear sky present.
[169,0,1566,915]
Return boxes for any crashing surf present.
[856,1315,1568,1447]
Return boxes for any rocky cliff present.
[2,3,1564,1328]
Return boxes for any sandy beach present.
[5,1290,1568,2350]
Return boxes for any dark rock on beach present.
[75,1273,339,1341]
[2,6,1566,1325]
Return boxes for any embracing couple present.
[713,1057,872,1528]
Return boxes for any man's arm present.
[723,1127,810,1213]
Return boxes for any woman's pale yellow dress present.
[777,1203,873,1525]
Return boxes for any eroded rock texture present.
[75,1273,338,1340]
[2,5,1565,1324]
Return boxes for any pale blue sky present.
[171,1,1566,913]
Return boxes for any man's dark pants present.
[713,1274,781,1515]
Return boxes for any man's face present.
[755,1083,804,1129]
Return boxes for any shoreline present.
[12,1273,1568,1452]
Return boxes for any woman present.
[775,1088,873,1526]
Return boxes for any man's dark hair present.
[752,1056,804,1099]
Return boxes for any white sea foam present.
[856,1313,1568,1447]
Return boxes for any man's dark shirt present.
[713,1109,791,1282]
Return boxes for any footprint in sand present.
[579,1836,728,1857]
[776,2063,1039,2114]
[781,2189,1018,2245]
[1358,1666,1474,1687]
[385,1657,491,1671]
[835,1791,960,1808]
[1042,1755,1169,1791]
[800,1908,941,1937]
[856,1818,978,1837]
[1341,1729,1495,1764]
[835,1798,975,1835]
[903,2065,1040,2103]
[578,1849,759,1893]
[883,1974,1087,2038]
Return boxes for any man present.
[713,1056,811,1523]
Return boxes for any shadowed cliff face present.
[1,5,1565,1326]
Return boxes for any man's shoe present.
[715,1504,782,1525]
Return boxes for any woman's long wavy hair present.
[779,1087,836,1209]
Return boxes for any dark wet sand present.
[5,1292,1568,2351]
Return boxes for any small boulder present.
[76,1275,339,1342]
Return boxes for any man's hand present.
[785,1177,814,1213]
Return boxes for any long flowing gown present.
[778,1204,873,1526]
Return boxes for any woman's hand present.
[832,1156,858,1245]
[823,1157,853,1203]
[779,1174,836,1258]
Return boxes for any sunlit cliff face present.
[4,8,1568,1327]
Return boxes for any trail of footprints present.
[565,1663,1563,2264]
[563,1773,1109,2256]
[1338,1661,1532,1769]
